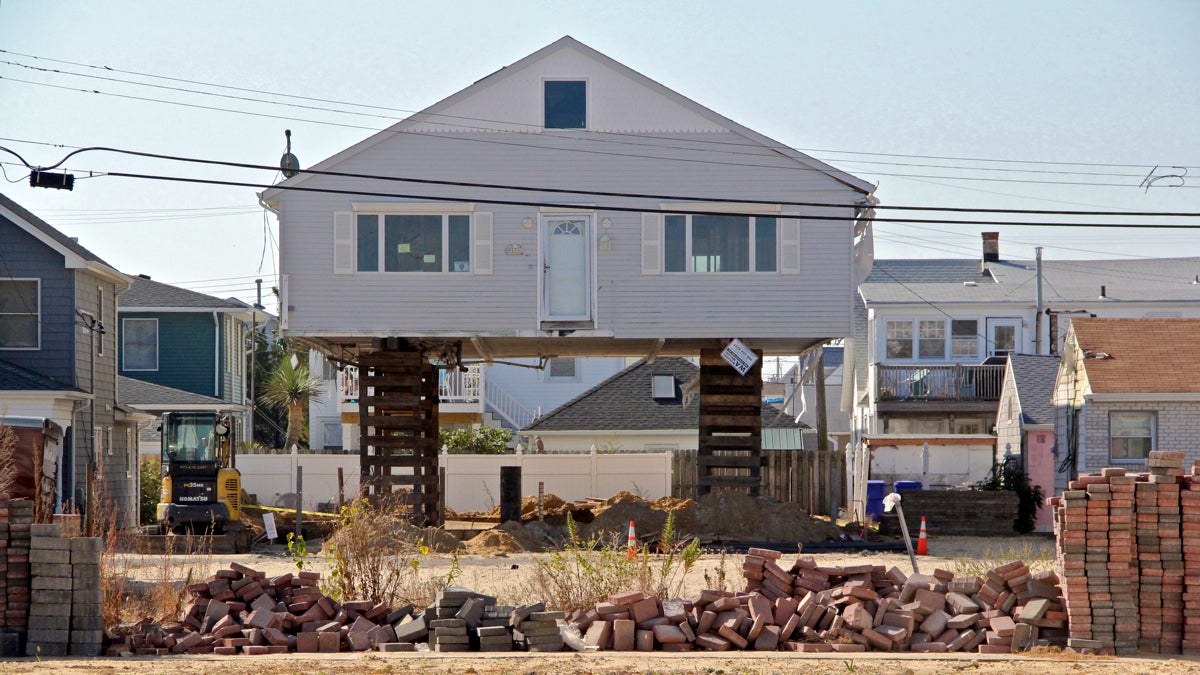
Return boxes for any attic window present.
[652,374,676,399]
[548,358,577,379]
[544,80,586,129]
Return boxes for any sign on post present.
[263,513,278,542]
[721,339,759,376]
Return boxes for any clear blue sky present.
[2,0,1197,306]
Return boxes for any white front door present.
[986,318,1021,357]
[541,215,592,322]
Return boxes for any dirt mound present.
[691,491,841,544]
[651,496,695,511]
[462,528,524,554]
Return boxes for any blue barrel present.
[866,480,886,518]
[894,480,923,493]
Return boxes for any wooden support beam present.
[471,336,494,365]
[645,338,666,364]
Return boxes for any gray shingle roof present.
[860,257,1200,304]
[1006,354,1060,426]
[0,358,79,392]
[119,375,225,407]
[0,192,112,266]
[525,357,807,432]
[120,276,249,310]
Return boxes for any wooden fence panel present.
[672,448,845,517]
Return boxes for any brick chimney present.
[982,232,1000,263]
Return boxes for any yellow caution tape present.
[246,504,341,518]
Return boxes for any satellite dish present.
[280,129,300,178]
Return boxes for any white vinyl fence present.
[237,450,673,513]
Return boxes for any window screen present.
[548,358,577,379]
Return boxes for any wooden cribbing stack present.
[696,348,763,497]
[357,341,441,525]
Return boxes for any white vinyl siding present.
[0,279,39,350]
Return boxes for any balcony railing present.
[874,363,1005,402]
[440,364,482,403]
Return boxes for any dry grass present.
[0,424,16,497]
[320,496,460,608]
[951,537,1056,579]
[530,511,703,611]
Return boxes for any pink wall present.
[1025,429,1057,532]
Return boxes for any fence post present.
[294,465,303,539]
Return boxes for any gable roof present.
[0,358,81,393]
[1069,318,1200,395]
[0,192,128,285]
[860,257,1200,305]
[1005,354,1059,425]
[261,36,873,202]
[119,275,250,310]
[525,357,807,432]
[118,375,226,408]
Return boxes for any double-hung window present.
[918,320,945,359]
[663,215,777,273]
[1110,411,1155,462]
[356,214,471,273]
[885,321,913,359]
[951,320,979,359]
[122,318,159,371]
[0,279,39,349]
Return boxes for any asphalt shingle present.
[1006,354,1060,426]
[120,275,249,310]
[0,358,78,392]
[1070,318,1200,395]
[119,375,225,407]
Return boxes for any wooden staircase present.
[357,341,441,525]
[696,347,763,497]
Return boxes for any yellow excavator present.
[156,412,242,534]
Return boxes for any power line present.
[5,142,1200,218]
[4,48,1193,171]
[5,75,1195,190]
[93,168,1200,228]
[1,57,1170,181]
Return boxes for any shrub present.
[976,460,1044,534]
[439,426,512,454]
[139,457,162,526]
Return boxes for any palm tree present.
[262,352,323,450]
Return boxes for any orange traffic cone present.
[626,520,637,560]
[916,516,928,556]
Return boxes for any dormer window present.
[544,80,586,129]
[652,374,676,399]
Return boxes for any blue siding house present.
[117,276,264,442]
[0,192,147,527]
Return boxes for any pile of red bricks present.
[0,498,33,657]
[1052,451,1200,656]
[566,547,1066,653]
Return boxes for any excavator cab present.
[156,412,241,534]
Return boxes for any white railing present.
[484,380,539,430]
[338,366,359,401]
[440,364,482,403]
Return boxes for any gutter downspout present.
[214,312,221,398]
[1035,247,1044,354]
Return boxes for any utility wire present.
[5,142,1200,218]
[92,169,1200,228]
[0,57,1167,180]
[5,75,1194,190]
[3,49,1193,171]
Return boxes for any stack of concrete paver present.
[26,523,72,656]
[69,537,104,655]
[1184,461,1200,656]
[565,547,1066,653]
[0,498,34,657]
[1052,452,1200,656]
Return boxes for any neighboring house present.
[995,354,1059,531]
[118,375,228,457]
[1054,318,1200,479]
[781,346,848,452]
[307,352,627,451]
[0,192,142,527]
[117,275,265,443]
[523,358,811,453]
[845,234,1200,510]
[260,35,875,367]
